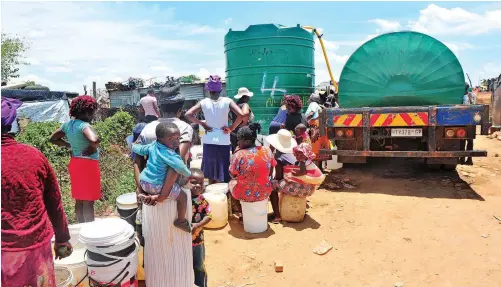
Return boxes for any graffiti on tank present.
[265,97,279,108]
[251,48,288,58]
[261,71,287,98]
[261,72,287,108]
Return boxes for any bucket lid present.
[116,192,137,206]
[79,218,134,246]
[205,183,229,194]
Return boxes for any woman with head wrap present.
[185,75,245,184]
[306,93,332,170]
[50,95,101,223]
[2,97,72,287]
[228,125,275,221]
[283,95,308,132]
[274,142,326,198]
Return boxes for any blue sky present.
[2,1,500,93]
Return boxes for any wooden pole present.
[92,82,97,98]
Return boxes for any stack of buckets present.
[79,218,139,286]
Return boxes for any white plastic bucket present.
[55,266,74,287]
[116,193,138,210]
[241,199,269,233]
[86,242,139,285]
[204,183,229,229]
[54,249,88,287]
[116,193,138,228]
[325,145,343,170]
[79,218,138,286]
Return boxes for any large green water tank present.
[339,31,465,108]
[225,24,315,134]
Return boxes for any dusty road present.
[206,134,501,287]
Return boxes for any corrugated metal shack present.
[108,83,227,109]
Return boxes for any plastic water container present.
[325,145,343,170]
[190,159,202,169]
[190,145,203,160]
[204,183,229,229]
[241,199,269,233]
[79,218,138,286]
[54,249,88,287]
[55,266,73,287]
[116,192,138,229]
[280,194,307,223]
[54,223,91,287]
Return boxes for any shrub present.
[94,111,136,149]
[16,111,136,223]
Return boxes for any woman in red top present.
[229,125,276,221]
[1,97,72,287]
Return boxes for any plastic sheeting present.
[0,89,74,101]
[10,100,70,133]
[339,31,465,108]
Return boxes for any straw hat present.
[234,87,254,99]
[266,129,297,154]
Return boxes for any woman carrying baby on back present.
[132,122,194,232]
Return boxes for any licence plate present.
[391,128,423,137]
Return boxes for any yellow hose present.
[302,26,339,92]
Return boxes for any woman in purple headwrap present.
[185,75,245,184]
[1,97,72,287]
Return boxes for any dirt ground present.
[205,94,501,287]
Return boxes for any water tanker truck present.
[318,31,490,169]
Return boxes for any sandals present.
[174,219,192,233]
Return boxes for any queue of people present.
[1,75,330,287]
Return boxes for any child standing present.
[294,123,311,145]
[132,122,192,232]
[187,169,212,287]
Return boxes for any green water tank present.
[225,24,315,134]
[339,31,465,108]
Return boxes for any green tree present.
[179,74,201,83]
[1,32,30,82]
